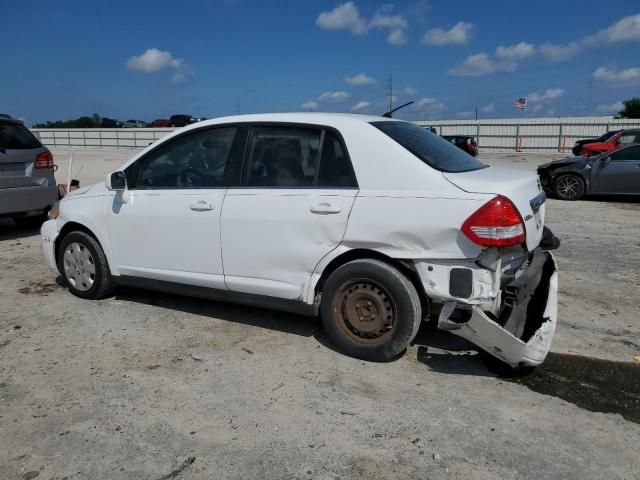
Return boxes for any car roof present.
[187,112,402,130]
[0,117,22,125]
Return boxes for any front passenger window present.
[136,127,237,189]
[609,146,640,161]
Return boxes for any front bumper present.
[40,219,60,274]
[426,250,558,367]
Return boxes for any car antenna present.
[382,101,414,118]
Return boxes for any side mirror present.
[105,171,127,191]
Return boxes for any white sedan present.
[41,113,558,367]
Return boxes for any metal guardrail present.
[31,128,175,149]
[32,120,640,153]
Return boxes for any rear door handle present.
[310,203,342,215]
[190,200,214,211]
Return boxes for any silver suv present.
[0,117,58,227]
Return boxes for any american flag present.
[515,97,527,110]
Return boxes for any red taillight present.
[462,195,525,247]
[35,151,54,169]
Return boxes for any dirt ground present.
[1,148,639,480]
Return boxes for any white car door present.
[221,125,358,299]
[108,126,241,289]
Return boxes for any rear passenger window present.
[136,127,237,189]
[0,124,42,149]
[246,127,321,187]
[245,126,357,188]
[317,130,357,187]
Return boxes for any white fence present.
[416,117,640,152]
[32,117,640,153]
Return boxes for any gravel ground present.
[1,148,639,480]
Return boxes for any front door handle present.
[190,200,214,211]
[310,203,342,215]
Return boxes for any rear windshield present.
[371,121,486,173]
[0,123,42,149]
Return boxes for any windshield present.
[371,121,486,173]
[0,123,42,149]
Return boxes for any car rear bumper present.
[420,250,558,367]
[40,219,60,274]
[0,185,58,216]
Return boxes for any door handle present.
[310,203,342,215]
[190,200,214,211]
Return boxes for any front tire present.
[58,231,114,299]
[553,174,585,200]
[320,259,421,362]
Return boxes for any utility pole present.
[475,107,478,121]
[387,76,393,114]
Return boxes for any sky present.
[2,0,640,125]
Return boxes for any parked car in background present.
[580,129,640,156]
[147,119,171,128]
[41,113,558,368]
[538,144,640,200]
[572,130,620,156]
[0,113,13,119]
[192,116,208,123]
[100,118,123,128]
[1,116,58,226]
[123,120,146,128]
[169,114,196,127]
[441,135,478,156]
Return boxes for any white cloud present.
[532,104,543,112]
[318,90,350,103]
[595,101,624,113]
[495,42,535,61]
[344,72,375,86]
[315,2,366,34]
[482,103,495,113]
[387,29,408,45]
[449,53,517,76]
[546,109,556,116]
[539,42,582,61]
[415,97,446,113]
[592,66,640,85]
[126,48,192,83]
[301,100,319,110]
[350,101,371,111]
[404,86,418,96]
[455,111,475,119]
[316,3,408,45]
[422,21,473,46]
[586,14,640,44]
[528,88,564,104]
[127,48,182,72]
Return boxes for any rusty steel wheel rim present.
[332,279,396,346]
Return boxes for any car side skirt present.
[115,276,318,317]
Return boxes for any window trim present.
[127,124,245,190]
[236,121,358,189]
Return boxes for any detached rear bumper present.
[432,251,558,367]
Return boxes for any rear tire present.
[58,231,114,299]
[320,259,421,362]
[553,174,585,200]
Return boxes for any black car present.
[441,135,478,156]
[537,144,640,200]
[169,114,196,127]
[100,117,123,128]
[572,130,620,156]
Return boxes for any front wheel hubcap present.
[333,280,396,346]
[63,242,96,291]
[558,177,580,197]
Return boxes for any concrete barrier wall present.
[32,116,640,152]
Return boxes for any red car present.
[581,129,640,156]
[147,119,171,128]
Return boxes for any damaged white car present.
[41,113,559,367]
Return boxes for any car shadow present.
[0,218,42,241]
[581,193,640,204]
[114,286,323,339]
[411,322,498,377]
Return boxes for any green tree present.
[617,98,640,119]
[33,113,102,128]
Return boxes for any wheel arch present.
[312,248,430,318]
[55,222,113,273]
